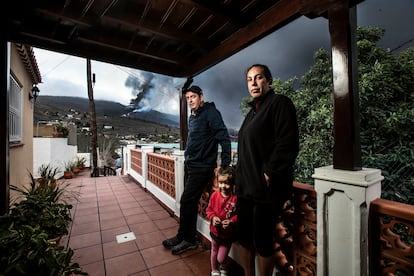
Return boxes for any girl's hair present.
[217,166,235,186]
[246,64,273,81]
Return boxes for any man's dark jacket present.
[236,91,299,203]
[185,102,231,168]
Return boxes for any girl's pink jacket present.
[206,190,237,241]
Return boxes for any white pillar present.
[141,146,154,190]
[172,149,185,217]
[123,144,135,175]
[313,165,383,276]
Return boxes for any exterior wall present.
[9,43,35,202]
[33,137,78,179]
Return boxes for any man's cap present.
[185,85,203,95]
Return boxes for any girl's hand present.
[212,216,221,227]
[221,219,231,229]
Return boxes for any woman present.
[235,64,299,276]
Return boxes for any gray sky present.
[34,0,414,130]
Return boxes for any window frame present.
[9,74,23,143]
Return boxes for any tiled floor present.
[60,170,214,276]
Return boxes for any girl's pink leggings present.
[210,239,231,271]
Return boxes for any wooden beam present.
[191,0,303,76]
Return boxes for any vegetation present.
[99,137,119,168]
[54,123,69,137]
[75,156,87,169]
[64,161,76,173]
[37,163,61,188]
[241,27,414,204]
[0,174,87,275]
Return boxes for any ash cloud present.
[124,70,185,115]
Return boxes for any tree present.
[242,27,414,204]
[87,58,99,177]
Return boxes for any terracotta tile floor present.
[60,170,216,276]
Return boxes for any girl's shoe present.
[211,271,220,276]
[219,269,228,276]
[279,262,294,275]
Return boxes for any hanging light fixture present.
[30,84,40,102]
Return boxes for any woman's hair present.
[246,64,273,81]
[217,166,235,186]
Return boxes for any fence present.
[123,145,414,276]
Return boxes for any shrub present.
[0,175,87,275]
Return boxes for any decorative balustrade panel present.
[370,198,414,276]
[130,149,142,175]
[284,182,317,276]
[198,168,219,219]
[147,153,175,198]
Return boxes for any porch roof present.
[5,0,363,78]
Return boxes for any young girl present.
[206,166,237,276]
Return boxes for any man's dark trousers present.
[177,166,215,243]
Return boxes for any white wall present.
[33,137,77,179]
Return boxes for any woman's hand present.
[264,172,270,187]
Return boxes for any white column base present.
[172,149,185,217]
[313,165,383,276]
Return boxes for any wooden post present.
[180,77,193,150]
[0,42,9,215]
[328,2,362,170]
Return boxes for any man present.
[163,85,231,255]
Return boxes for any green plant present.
[37,164,61,187]
[75,156,86,169]
[1,174,86,275]
[64,161,75,173]
[0,223,87,275]
[10,175,76,238]
[54,123,69,137]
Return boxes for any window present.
[9,75,23,143]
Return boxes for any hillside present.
[34,96,180,138]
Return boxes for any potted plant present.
[72,162,81,175]
[53,123,69,138]
[75,156,87,171]
[37,164,60,188]
[0,174,87,275]
[63,161,74,179]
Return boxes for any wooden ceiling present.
[5,0,363,78]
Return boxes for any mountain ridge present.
[34,96,238,138]
[34,96,181,138]
[35,95,179,126]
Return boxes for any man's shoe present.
[162,236,182,249]
[171,240,197,255]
